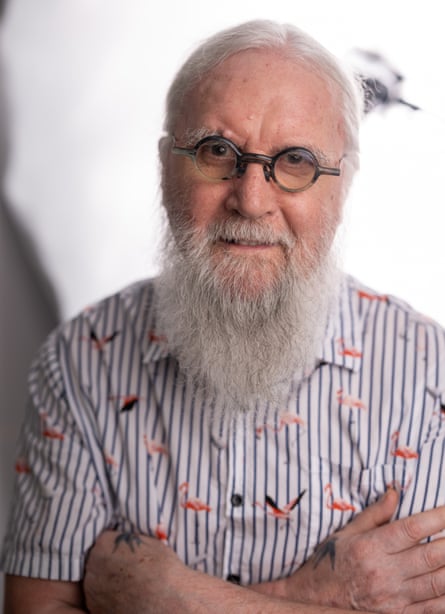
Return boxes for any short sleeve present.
[1,327,112,581]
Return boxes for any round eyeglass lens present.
[274,149,316,190]
[195,139,237,180]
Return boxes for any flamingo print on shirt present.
[390,431,419,459]
[325,483,356,512]
[179,482,212,512]
[336,389,367,411]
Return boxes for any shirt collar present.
[316,275,364,372]
[143,328,170,363]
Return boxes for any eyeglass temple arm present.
[172,145,197,160]
[318,166,341,177]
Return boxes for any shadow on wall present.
[0,0,59,602]
[0,200,60,590]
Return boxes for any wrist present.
[249,577,290,600]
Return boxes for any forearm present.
[89,562,360,614]
[86,495,445,613]
[8,607,86,614]
[4,576,86,614]
[84,531,364,613]
[159,568,362,614]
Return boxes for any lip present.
[216,239,279,252]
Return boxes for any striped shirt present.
[2,274,445,584]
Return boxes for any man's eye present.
[285,153,305,165]
[210,143,230,157]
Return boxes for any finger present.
[379,506,445,553]
[404,594,445,614]
[341,488,399,537]
[394,536,445,585]
[403,552,445,602]
[364,506,445,554]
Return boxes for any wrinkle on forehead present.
[175,48,345,158]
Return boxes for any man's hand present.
[253,489,445,613]
[83,530,369,613]
[84,492,445,613]
[83,531,191,613]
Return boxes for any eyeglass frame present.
[171,134,342,193]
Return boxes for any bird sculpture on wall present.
[348,48,420,114]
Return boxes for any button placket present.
[222,415,247,581]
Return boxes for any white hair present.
[156,214,340,414]
[163,19,364,189]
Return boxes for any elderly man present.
[3,20,445,613]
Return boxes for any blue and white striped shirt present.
[2,274,445,584]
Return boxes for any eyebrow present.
[280,140,336,164]
[299,145,331,164]
[179,128,334,164]
[181,127,215,147]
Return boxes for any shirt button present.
[231,493,243,507]
[226,574,241,584]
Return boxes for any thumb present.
[342,488,399,537]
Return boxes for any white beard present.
[156,215,340,416]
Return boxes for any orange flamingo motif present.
[261,491,306,519]
[88,330,120,351]
[337,338,363,359]
[179,482,212,512]
[42,427,64,441]
[390,431,419,459]
[278,412,305,428]
[39,411,64,441]
[109,394,141,412]
[15,457,31,474]
[256,411,305,438]
[80,330,119,351]
[155,522,168,543]
[42,427,65,441]
[386,474,413,493]
[148,330,168,344]
[325,483,356,512]
[336,389,367,410]
[105,451,119,471]
[143,434,168,456]
[357,290,388,303]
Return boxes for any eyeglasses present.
[172,135,341,193]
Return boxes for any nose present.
[225,162,277,219]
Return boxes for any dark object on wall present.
[361,74,420,113]
[349,48,421,114]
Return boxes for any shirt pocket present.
[280,458,410,575]
[396,435,445,519]
[311,455,411,513]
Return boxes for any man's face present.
[158,48,347,409]
[161,48,346,297]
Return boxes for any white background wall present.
[2,0,445,322]
[1,0,444,603]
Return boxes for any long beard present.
[156,214,340,415]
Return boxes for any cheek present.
[322,191,343,234]
[283,190,342,247]
[164,169,230,229]
[187,184,231,230]
[163,158,196,219]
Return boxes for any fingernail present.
[383,487,395,500]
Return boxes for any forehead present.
[176,48,345,152]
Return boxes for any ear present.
[158,136,170,167]
[158,136,171,206]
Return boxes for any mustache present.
[205,218,296,250]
